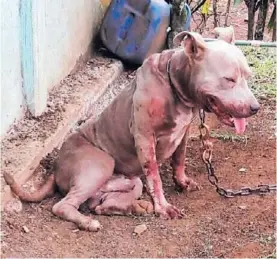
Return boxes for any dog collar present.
[166,59,191,105]
[166,58,174,87]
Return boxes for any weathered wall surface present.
[1,0,24,137]
[33,1,103,93]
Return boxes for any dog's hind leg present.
[52,146,115,232]
[88,176,153,216]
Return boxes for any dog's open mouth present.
[206,97,247,134]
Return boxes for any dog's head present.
[173,27,260,134]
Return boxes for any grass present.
[258,232,276,259]
[210,130,248,143]
[263,249,276,259]
[261,248,276,259]
[241,46,276,98]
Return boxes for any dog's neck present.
[166,50,196,108]
[167,59,190,106]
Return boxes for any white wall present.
[1,0,24,137]
[1,0,104,137]
[33,0,104,93]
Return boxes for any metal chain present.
[198,109,277,198]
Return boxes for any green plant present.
[210,131,248,143]
[241,46,276,98]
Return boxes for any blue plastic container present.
[100,0,171,64]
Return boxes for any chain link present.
[198,109,276,198]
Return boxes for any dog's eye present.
[224,77,236,83]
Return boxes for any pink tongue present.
[233,118,246,134]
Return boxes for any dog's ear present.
[173,31,206,61]
[214,26,235,44]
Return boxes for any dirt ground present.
[1,1,276,258]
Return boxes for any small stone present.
[238,167,247,173]
[238,205,247,210]
[5,199,23,213]
[133,224,147,235]
[22,226,30,233]
[160,225,166,229]
[6,219,15,229]
[72,229,79,233]
[4,159,11,166]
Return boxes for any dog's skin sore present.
[4,27,260,231]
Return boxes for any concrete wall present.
[1,0,24,137]
[1,0,104,137]
[33,0,103,93]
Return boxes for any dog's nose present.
[250,103,260,114]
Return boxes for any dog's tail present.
[3,172,56,202]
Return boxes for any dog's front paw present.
[174,176,201,192]
[155,203,184,220]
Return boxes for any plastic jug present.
[100,0,171,64]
